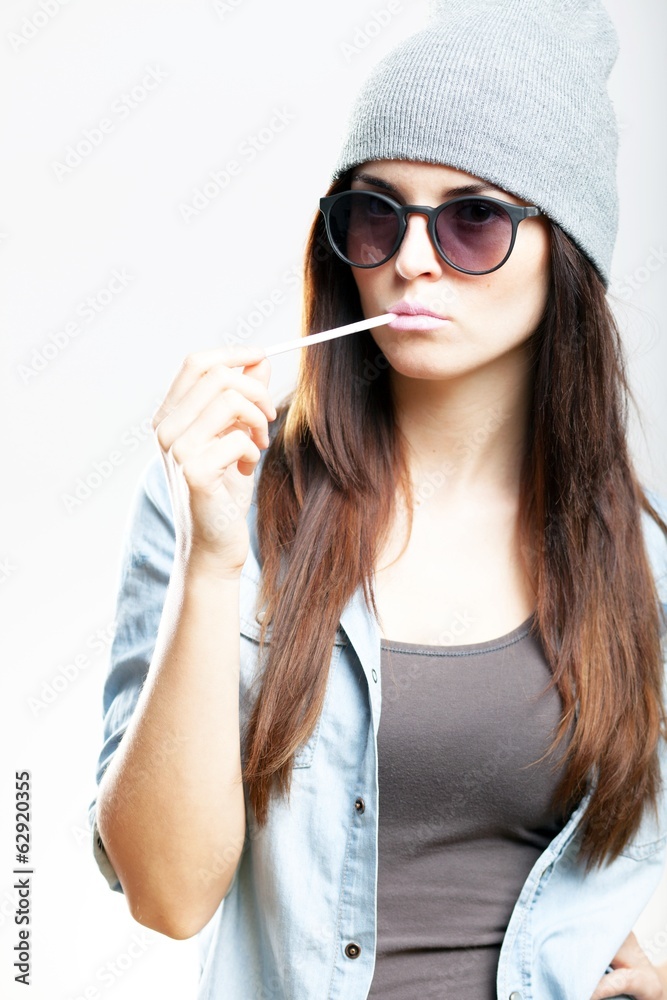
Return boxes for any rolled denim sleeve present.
[87,450,176,892]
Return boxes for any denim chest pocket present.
[619,830,667,862]
[238,590,346,769]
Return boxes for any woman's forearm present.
[96,553,247,939]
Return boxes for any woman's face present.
[347,160,551,382]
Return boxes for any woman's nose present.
[394,211,445,281]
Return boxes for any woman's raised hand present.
[151,346,276,576]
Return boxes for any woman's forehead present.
[350,160,514,201]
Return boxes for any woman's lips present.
[386,313,452,331]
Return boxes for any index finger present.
[154,344,268,422]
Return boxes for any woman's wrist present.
[175,543,246,584]
[186,557,244,584]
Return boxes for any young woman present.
[89,2,667,998]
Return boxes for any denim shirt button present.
[345,942,361,959]
[354,797,365,814]
[509,992,522,1000]
[256,609,266,624]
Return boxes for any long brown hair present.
[244,167,667,872]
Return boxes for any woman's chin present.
[383,354,468,383]
[370,330,466,375]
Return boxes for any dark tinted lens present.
[328,192,399,266]
[435,198,513,272]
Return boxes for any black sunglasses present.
[319,190,543,275]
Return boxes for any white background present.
[1,0,666,997]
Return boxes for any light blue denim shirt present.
[89,447,667,1000]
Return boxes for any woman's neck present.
[389,344,533,505]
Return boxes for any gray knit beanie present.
[331,0,620,288]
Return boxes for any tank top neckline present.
[380,610,537,656]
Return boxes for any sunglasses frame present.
[319,190,543,275]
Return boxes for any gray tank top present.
[367,611,575,999]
